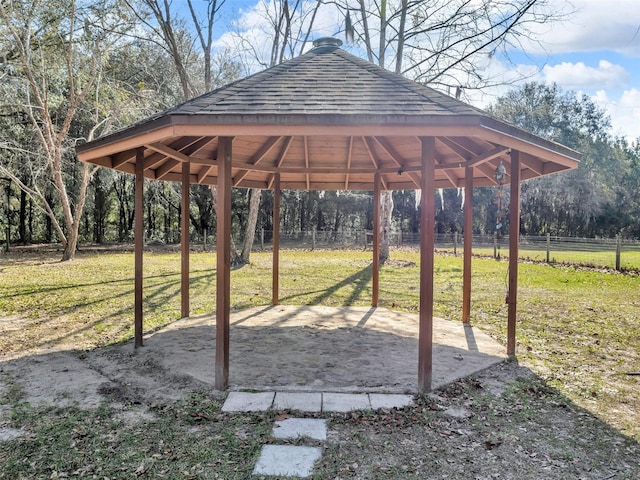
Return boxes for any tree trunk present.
[240,188,261,264]
[379,190,394,263]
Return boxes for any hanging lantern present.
[494,160,507,185]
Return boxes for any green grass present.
[442,244,640,270]
[0,248,638,440]
[0,392,273,479]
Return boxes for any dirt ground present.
[0,306,506,408]
[1,306,639,479]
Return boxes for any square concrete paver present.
[221,391,274,412]
[253,445,322,478]
[369,393,414,410]
[273,418,327,441]
[273,392,322,412]
[322,392,370,412]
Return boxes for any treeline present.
[1,1,639,258]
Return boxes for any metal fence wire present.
[203,229,640,271]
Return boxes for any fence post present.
[312,227,316,251]
[616,235,622,271]
[203,228,207,252]
[546,233,551,263]
[453,231,458,256]
[493,232,498,259]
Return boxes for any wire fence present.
[200,229,640,271]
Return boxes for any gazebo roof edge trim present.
[76,112,581,164]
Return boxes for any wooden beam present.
[372,173,380,307]
[155,159,180,180]
[465,146,510,168]
[507,150,521,357]
[215,137,233,391]
[144,137,215,171]
[345,136,354,189]
[112,150,135,168]
[362,137,380,169]
[146,142,191,163]
[373,136,420,188]
[275,136,294,168]
[197,165,214,184]
[134,148,144,348]
[418,137,436,393]
[462,166,473,323]
[438,136,473,161]
[272,174,280,306]
[233,136,281,186]
[181,160,190,318]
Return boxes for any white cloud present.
[542,60,629,89]
[522,0,640,56]
[591,88,640,141]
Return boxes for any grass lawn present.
[0,248,638,478]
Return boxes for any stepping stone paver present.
[221,391,274,412]
[253,444,322,478]
[273,418,327,441]
[369,393,414,410]
[273,392,322,412]
[322,392,370,412]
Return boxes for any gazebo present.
[76,37,580,392]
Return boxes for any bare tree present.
[0,0,116,260]
[334,0,568,262]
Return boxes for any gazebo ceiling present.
[76,38,580,190]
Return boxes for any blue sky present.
[181,0,640,141]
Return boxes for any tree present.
[488,82,628,237]
[0,0,107,260]
[329,0,568,261]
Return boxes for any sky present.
[184,0,640,142]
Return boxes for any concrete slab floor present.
[220,391,274,412]
[369,393,414,410]
[322,392,370,412]
[253,444,322,478]
[272,418,327,441]
[273,392,322,412]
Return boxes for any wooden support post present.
[462,166,473,324]
[507,150,521,357]
[546,233,551,263]
[418,137,436,392]
[272,174,280,306]
[181,160,190,318]
[134,148,144,348]
[615,235,622,271]
[372,173,380,307]
[215,137,233,390]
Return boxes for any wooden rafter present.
[143,136,214,171]
[197,165,214,184]
[373,137,420,188]
[275,136,293,168]
[362,137,380,169]
[466,146,510,168]
[146,143,191,163]
[156,159,181,180]
[233,136,282,186]
[345,136,354,189]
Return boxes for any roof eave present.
[76,112,580,168]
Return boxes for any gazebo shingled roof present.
[77,39,580,191]
[76,38,580,393]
